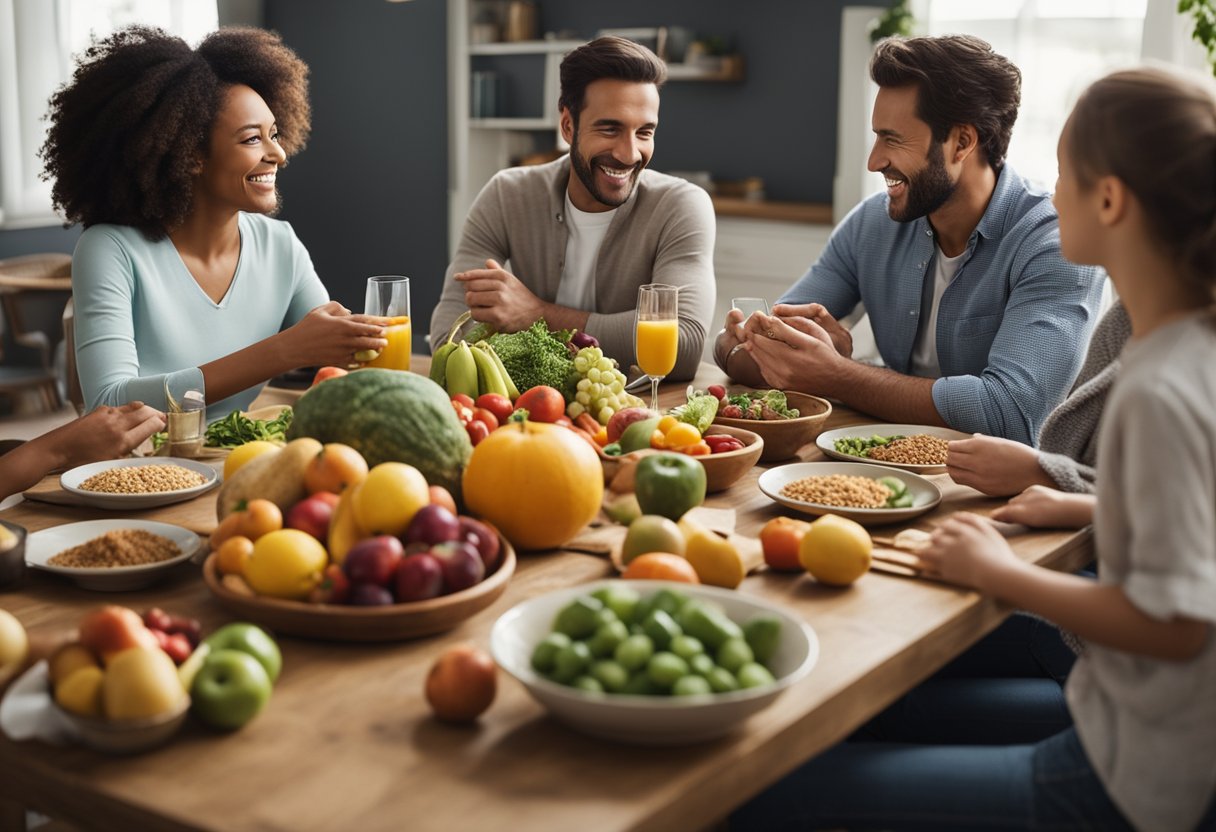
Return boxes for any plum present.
[403,504,462,547]
[395,553,445,602]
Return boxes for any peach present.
[78,606,157,664]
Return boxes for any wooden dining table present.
[0,359,1093,832]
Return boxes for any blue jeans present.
[730,729,1142,831]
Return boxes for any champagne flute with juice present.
[635,283,680,411]
[362,275,411,371]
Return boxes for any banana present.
[445,341,480,399]
[469,341,509,398]
[476,341,520,400]
[429,341,457,386]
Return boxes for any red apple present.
[78,606,158,663]
[607,407,658,443]
[285,493,337,542]
[349,583,394,606]
[429,541,485,594]
[458,516,501,571]
[395,553,445,602]
[403,504,462,547]
[343,536,404,586]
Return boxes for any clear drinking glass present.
[635,283,680,411]
[731,296,770,318]
[363,275,412,371]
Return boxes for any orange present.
[620,552,701,583]
[215,535,254,576]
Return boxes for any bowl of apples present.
[203,505,516,642]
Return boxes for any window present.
[0,0,216,228]
[924,0,1148,189]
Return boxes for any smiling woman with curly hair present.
[42,26,386,417]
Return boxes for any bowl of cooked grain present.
[757,461,942,526]
[59,458,218,510]
[713,391,833,462]
[815,423,972,473]
[24,520,202,591]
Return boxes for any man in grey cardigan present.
[429,37,716,381]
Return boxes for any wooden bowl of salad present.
[713,390,832,462]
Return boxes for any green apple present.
[634,453,706,521]
[191,649,272,730]
[204,623,281,683]
[621,515,686,564]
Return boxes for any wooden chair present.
[0,254,72,414]
[62,297,85,415]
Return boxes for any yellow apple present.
[0,609,29,688]
[55,665,105,718]
[353,462,429,536]
[103,647,186,720]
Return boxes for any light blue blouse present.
[72,213,328,419]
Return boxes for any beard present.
[569,129,644,208]
[886,141,957,223]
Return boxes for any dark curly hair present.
[40,25,310,240]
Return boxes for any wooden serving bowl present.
[713,391,833,462]
[202,536,515,642]
[597,425,763,494]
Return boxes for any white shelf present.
[470,117,556,130]
[469,39,585,56]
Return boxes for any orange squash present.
[462,422,603,550]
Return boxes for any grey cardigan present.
[429,156,717,381]
[1037,301,1131,493]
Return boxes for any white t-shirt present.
[1069,309,1216,832]
[909,246,966,378]
[555,193,616,312]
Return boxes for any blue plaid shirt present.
[779,165,1104,445]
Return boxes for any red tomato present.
[452,402,474,425]
[311,366,348,387]
[471,407,499,432]
[451,393,475,409]
[474,393,514,424]
[514,386,566,423]
[466,420,490,446]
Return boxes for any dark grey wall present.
[538,0,854,203]
[264,0,448,353]
[0,225,80,259]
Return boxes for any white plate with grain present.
[757,462,942,526]
[59,457,218,510]
[815,424,972,473]
[25,519,201,591]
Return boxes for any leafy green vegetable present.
[484,319,575,394]
[725,390,800,420]
[670,394,719,434]
[150,408,294,450]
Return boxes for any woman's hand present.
[279,301,387,368]
[917,511,1019,592]
[991,484,1095,529]
[947,435,1055,496]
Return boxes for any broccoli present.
[486,319,575,393]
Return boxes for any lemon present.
[353,462,429,536]
[224,440,281,480]
[799,514,872,586]
[55,665,105,717]
[244,529,328,600]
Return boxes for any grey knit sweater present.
[1036,302,1131,493]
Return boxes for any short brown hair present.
[41,25,310,240]
[1068,67,1216,291]
[558,36,666,123]
[870,35,1021,171]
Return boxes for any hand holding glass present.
[635,283,680,411]
[363,275,411,371]
[731,297,770,318]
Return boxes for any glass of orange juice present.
[363,275,411,371]
[635,283,680,411]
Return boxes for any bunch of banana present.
[430,339,520,401]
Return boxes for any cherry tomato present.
[707,384,727,401]
[474,393,514,424]
[466,420,490,446]
[513,386,566,423]
[471,407,499,432]
[451,393,475,409]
